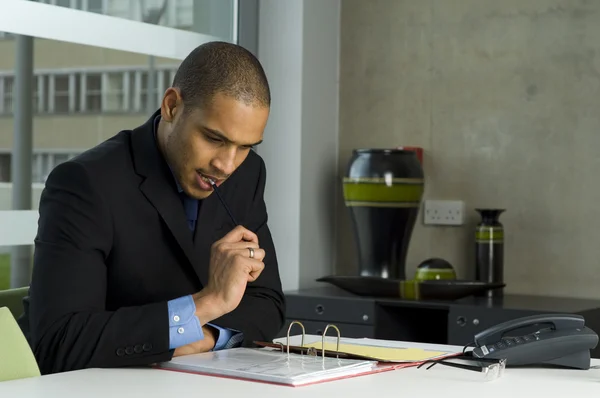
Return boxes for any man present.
[18,41,286,375]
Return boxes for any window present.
[0,154,10,183]
[42,0,78,7]
[140,71,160,109]
[107,0,132,20]
[55,0,74,7]
[85,73,102,112]
[85,0,106,14]
[0,66,177,116]
[2,77,14,114]
[53,74,70,113]
[171,0,194,29]
[140,70,164,112]
[104,72,126,112]
[35,0,195,29]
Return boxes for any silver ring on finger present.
[248,247,255,259]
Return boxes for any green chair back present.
[0,306,40,382]
[0,286,29,319]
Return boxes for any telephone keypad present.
[491,334,540,352]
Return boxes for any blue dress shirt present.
[152,115,243,351]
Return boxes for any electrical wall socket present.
[423,200,465,226]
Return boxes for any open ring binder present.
[156,320,473,387]
[254,320,461,364]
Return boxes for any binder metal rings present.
[285,320,342,359]
[286,321,306,355]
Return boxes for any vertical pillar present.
[237,0,258,55]
[257,0,341,291]
[10,34,34,288]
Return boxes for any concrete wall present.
[336,0,600,299]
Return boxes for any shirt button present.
[173,315,180,322]
[178,327,185,334]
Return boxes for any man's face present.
[160,90,269,199]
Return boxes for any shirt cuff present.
[167,295,204,349]
[208,323,244,351]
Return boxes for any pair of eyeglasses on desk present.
[416,353,506,382]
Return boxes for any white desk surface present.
[1,335,599,398]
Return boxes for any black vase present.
[475,208,505,297]
[343,149,424,279]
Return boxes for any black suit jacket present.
[18,111,285,375]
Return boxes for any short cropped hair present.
[172,41,271,110]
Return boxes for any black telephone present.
[470,313,598,369]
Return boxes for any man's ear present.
[160,87,183,122]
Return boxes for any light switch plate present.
[423,200,465,226]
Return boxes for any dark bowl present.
[418,280,505,301]
[315,275,505,301]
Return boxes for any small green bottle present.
[475,208,505,297]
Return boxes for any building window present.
[104,72,126,112]
[53,74,71,113]
[54,0,75,7]
[85,0,106,14]
[0,154,10,183]
[171,0,194,29]
[106,0,131,19]
[0,65,177,116]
[85,73,102,112]
[2,77,14,114]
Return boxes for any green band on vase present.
[475,227,504,243]
[343,178,424,207]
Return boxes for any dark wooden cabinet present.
[276,291,375,339]
[280,286,600,359]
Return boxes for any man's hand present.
[172,325,217,357]
[193,225,266,324]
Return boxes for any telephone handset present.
[471,313,598,369]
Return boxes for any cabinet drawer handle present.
[315,304,324,315]
[456,316,467,327]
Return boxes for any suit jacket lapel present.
[130,111,204,286]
